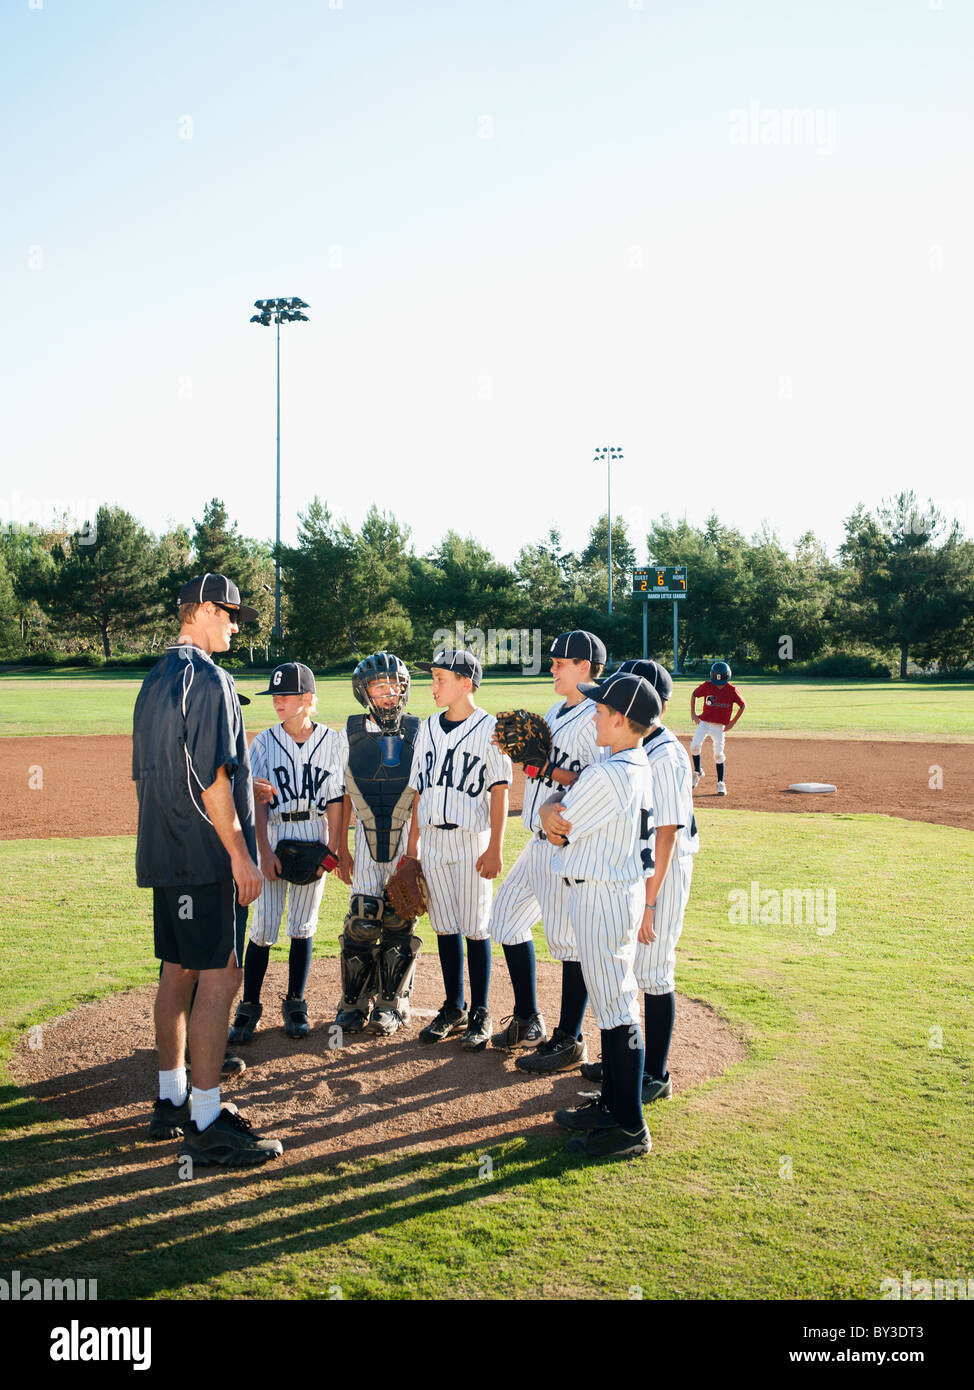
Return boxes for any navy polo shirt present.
[132,643,256,887]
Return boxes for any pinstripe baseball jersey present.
[643,723,699,857]
[409,709,512,832]
[553,747,654,883]
[520,698,601,833]
[249,723,345,826]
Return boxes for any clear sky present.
[3,0,971,563]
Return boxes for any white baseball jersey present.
[636,722,698,993]
[408,708,512,938]
[335,719,413,897]
[248,723,344,944]
[520,698,601,833]
[552,747,654,884]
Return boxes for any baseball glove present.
[275,840,340,885]
[384,855,429,920]
[494,709,552,773]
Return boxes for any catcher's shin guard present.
[335,931,380,1033]
[368,933,422,1035]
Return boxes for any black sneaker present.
[177,1109,283,1168]
[281,997,310,1040]
[565,1123,652,1159]
[148,1096,190,1141]
[514,1027,587,1074]
[491,1012,546,1050]
[460,1006,492,1052]
[228,1001,262,1045]
[642,1075,673,1103]
[419,1003,468,1044]
[553,1097,617,1132]
[222,1053,247,1076]
[579,1061,603,1083]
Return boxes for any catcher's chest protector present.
[345,714,419,863]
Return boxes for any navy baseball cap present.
[414,648,483,687]
[586,673,662,728]
[178,573,258,623]
[550,630,607,665]
[257,662,316,695]
[616,658,673,702]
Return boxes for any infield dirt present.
[3,732,971,840]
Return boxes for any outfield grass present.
[1,811,970,1300]
[0,670,970,740]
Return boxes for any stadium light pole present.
[593,446,623,616]
[250,297,310,646]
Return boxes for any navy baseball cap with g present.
[586,672,662,728]
[178,573,259,623]
[257,662,316,696]
[414,648,482,687]
[550,630,607,665]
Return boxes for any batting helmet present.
[352,651,410,734]
[710,660,732,685]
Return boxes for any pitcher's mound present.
[11,959,745,1167]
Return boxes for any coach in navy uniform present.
[132,574,283,1167]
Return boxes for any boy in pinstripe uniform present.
[563,660,699,1104]
[228,663,345,1044]
[406,649,512,1050]
[538,675,662,1159]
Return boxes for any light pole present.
[593,446,623,616]
[250,297,310,646]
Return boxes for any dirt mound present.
[10,960,745,1165]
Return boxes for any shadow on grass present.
[0,1044,608,1299]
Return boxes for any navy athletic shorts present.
[153,880,248,970]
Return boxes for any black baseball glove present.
[494,709,552,774]
[275,840,340,885]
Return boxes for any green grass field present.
[0,670,970,740]
[1,812,970,1300]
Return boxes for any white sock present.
[190,1084,221,1131]
[158,1067,188,1106]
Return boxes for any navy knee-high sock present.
[557,961,588,1039]
[717,762,725,781]
[502,941,538,1018]
[287,938,313,1000]
[466,939,491,1011]
[437,935,465,1012]
[644,992,675,1082]
[599,1029,616,1114]
[243,943,271,1003]
[602,1023,645,1132]
[692,753,701,773]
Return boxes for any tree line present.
[1,492,972,678]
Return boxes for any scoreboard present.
[632,566,688,600]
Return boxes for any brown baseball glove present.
[384,855,429,920]
[494,709,552,773]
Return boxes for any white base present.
[787,782,837,794]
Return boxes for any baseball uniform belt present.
[280,811,312,822]
[433,822,458,830]
[562,877,586,886]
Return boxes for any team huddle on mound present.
[133,573,741,1169]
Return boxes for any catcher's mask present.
[353,651,410,734]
